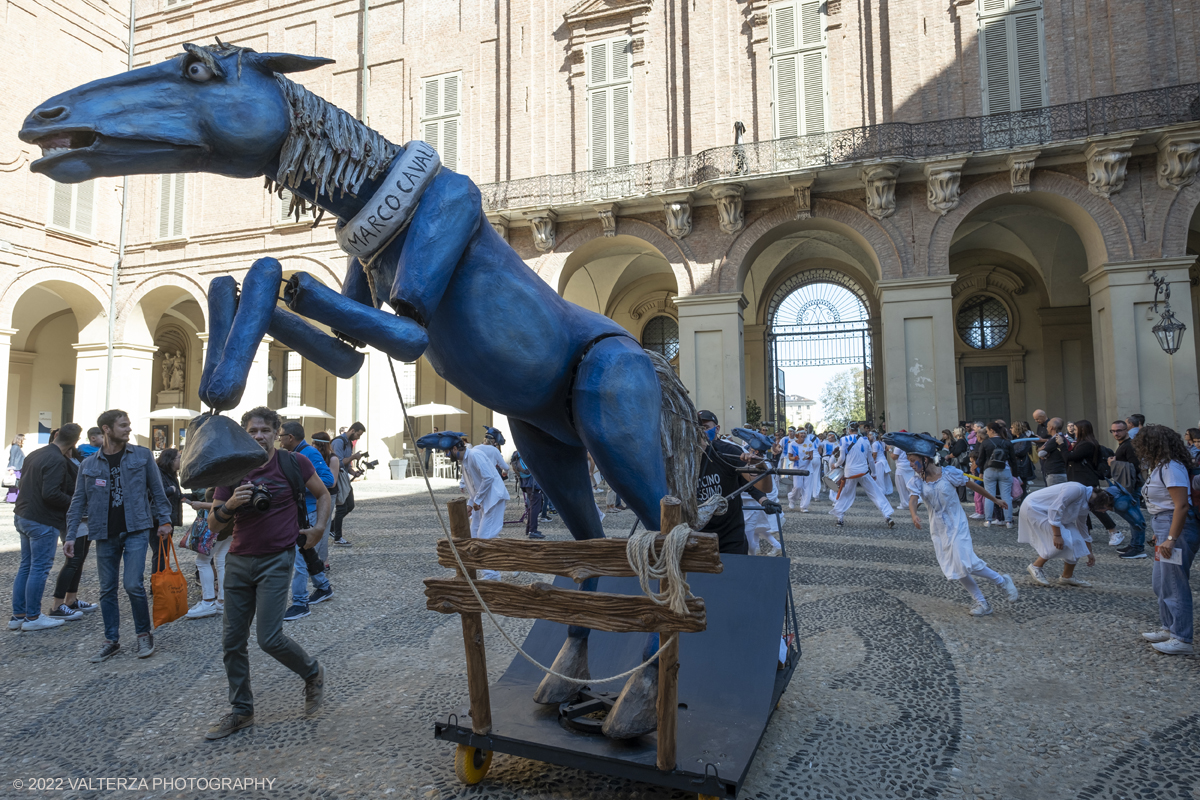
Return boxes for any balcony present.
[480,82,1200,213]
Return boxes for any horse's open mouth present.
[31,130,98,161]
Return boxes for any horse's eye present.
[185,62,214,82]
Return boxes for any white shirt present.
[892,446,915,475]
[1142,460,1190,517]
[462,445,509,508]
[838,434,873,476]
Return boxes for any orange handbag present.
[151,535,189,628]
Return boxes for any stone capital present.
[861,163,900,219]
[874,275,957,303]
[1156,131,1200,191]
[923,158,968,216]
[1081,257,1198,292]
[709,184,745,234]
[526,210,557,252]
[1085,137,1137,199]
[673,291,748,315]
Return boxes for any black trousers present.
[523,487,543,534]
[53,535,91,598]
[330,487,355,539]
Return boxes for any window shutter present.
[802,51,825,134]
[610,39,629,82]
[981,17,1012,114]
[74,180,94,235]
[172,173,185,236]
[1013,10,1045,110]
[590,42,607,84]
[158,175,171,238]
[773,54,799,138]
[423,119,439,152]
[278,188,294,221]
[52,182,72,229]
[590,88,608,170]
[800,1,821,46]
[424,77,440,118]
[443,74,459,113]
[980,0,1007,12]
[442,118,459,171]
[772,3,796,52]
[612,85,630,167]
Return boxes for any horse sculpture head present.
[18,41,389,202]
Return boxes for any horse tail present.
[645,350,705,527]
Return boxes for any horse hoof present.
[601,661,659,739]
[533,638,589,704]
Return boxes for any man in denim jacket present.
[65,409,172,663]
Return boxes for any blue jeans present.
[12,516,60,620]
[983,467,1013,523]
[95,530,152,642]
[1151,511,1199,643]
[292,510,331,606]
[1106,483,1147,550]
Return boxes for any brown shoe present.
[304,662,324,715]
[205,712,254,740]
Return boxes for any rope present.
[626,524,694,616]
[385,357,677,685]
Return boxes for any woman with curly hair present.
[1134,424,1199,655]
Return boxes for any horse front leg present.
[507,418,604,705]
[284,271,428,363]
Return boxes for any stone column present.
[0,327,16,444]
[1083,258,1200,433]
[95,343,158,447]
[876,277,959,433]
[675,292,747,432]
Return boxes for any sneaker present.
[186,599,220,619]
[333,538,352,547]
[527,531,546,540]
[1108,531,1127,547]
[304,663,325,715]
[284,603,311,621]
[1005,522,1013,529]
[983,520,991,528]
[1120,549,1148,560]
[21,615,65,631]
[801,508,810,513]
[8,616,25,631]
[788,502,795,510]
[205,712,254,740]
[999,574,1020,602]
[48,604,83,621]
[1142,629,1172,643]
[137,632,155,658]
[1026,563,1051,586]
[1058,575,1092,588]
[67,600,98,613]
[835,519,844,527]
[969,600,993,616]
[886,518,895,528]
[969,513,984,520]
[89,640,120,662]
[309,587,334,605]
[1151,638,1195,655]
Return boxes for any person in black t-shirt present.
[1038,417,1068,485]
[696,410,780,554]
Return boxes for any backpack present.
[227,449,308,529]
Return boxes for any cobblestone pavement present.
[1,478,1198,800]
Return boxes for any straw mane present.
[184,42,401,224]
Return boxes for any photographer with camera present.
[204,407,329,740]
[329,422,367,546]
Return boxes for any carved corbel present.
[1085,138,1137,199]
[788,173,815,219]
[1006,150,1039,194]
[861,163,900,220]
[661,194,692,239]
[1157,132,1200,191]
[594,203,618,237]
[528,210,557,252]
[486,214,509,242]
[709,185,745,234]
[923,158,967,215]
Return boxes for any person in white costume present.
[457,427,510,580]
[829,422,895,528]
[804,425,823,506]
[870,431,893,496]
[891,432,1019,617]
[822,433,839,502]
[1018,481,1114,588]
[787,428,818,512]
[890,439,921,510]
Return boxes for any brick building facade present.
[5,0,1200,465]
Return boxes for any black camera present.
[363,459,380,470]
[250,484,272,512]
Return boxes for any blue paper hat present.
[881,431,941,459]
[417,431,466,451]
[483,426,505,446]
[732,427,775,454]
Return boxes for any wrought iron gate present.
[765,270,875,426]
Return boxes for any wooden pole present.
[656,496,682,772]
[448,497,492,735]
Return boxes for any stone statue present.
[169,350,185,390]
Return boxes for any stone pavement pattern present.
[1,479,1198,800]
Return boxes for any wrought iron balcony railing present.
[480,82,1200,213]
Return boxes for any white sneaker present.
[788,503,795,510]
[21,615,65,631]
[1108,531,1126,547]
[1026,563,1051,586]
[8,617,24,631]
[983,520,991,527]
[999,575,1019,602]
[1059,575,1092,588]
[969,513,984,520]
[969,600,993,616]
[1005,522,1013,529]
[1142,629,1172,643]
[186,599,220,619]
[1151,638,1194,655]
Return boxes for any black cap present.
[698,409,719,424]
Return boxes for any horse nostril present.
[34,106,68,122]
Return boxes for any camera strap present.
[276,449,310,529]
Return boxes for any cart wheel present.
[454,744,493,784]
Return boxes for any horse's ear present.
[253,53,335,74]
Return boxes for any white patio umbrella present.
[404,403,468,417]
[143,407,200,421]
[276,404,334,419]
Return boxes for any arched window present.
[642,315,679,360]
[956,295,1010,349]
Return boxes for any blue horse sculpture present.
[21,42,700,737]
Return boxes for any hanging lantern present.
[1148,269,1188,355]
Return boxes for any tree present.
[745,397,762,426]
[819,368,865,431]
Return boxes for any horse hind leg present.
[508,418,603,705]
